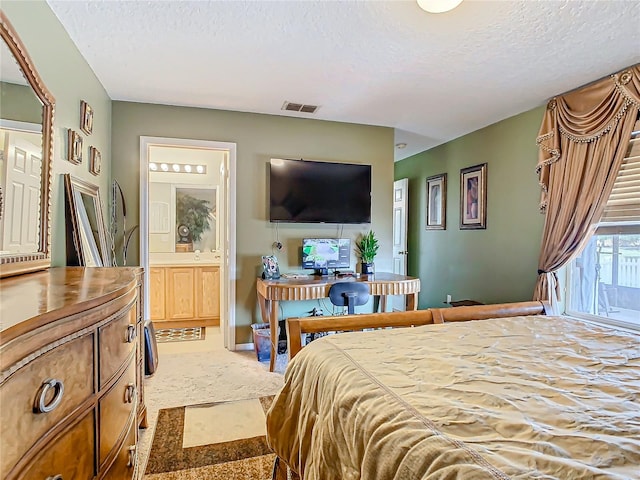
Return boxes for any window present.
[567,118,640,329]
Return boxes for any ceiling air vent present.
[282,101,320,114]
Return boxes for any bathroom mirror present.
[149,183,218,253]
[64,174,112,267]
[0,12,55,277]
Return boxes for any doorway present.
[140,137,237,349]
[391,178,408,311]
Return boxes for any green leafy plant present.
[355,230,379,264]
[176,193,212,243]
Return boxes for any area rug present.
[144,396,275,479]
[155,327,205,343]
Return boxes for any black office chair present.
[328,281,370,315]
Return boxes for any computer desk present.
[256,272,421,372]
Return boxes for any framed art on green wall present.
[426,173,446,230]
[460,163,487,230]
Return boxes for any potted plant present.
[355,230,379,275]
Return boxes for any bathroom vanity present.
[149,253,220,326]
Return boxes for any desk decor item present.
[80,100,93,135]
[262,255,281,279]
[89,146,101,175]
[355,230,379,274]
[460,163,487,230]
[426,173,447,230]
[67,129,83,164]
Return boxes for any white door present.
[1,131,42,253]
[391,178,409,311]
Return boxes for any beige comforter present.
[266,316,640,479]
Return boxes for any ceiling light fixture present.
[416,0,463,13]
[396,143,407,149]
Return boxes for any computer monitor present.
[302,238,351,276]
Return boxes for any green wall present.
[3,1,112,266]
[0,81,43,124]
[395,107,546,308]
[111,102,394,343]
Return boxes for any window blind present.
[600,118,640,225]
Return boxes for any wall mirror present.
[0,12,55,277]
[64,174,111,267]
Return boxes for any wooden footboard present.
[286,300,554,360]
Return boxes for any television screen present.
[269,158,371,223]
[302,238,351,270]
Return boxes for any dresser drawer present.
[99,305,136,388]
[18,409,95,480]
[102,417,137,480]
[99,357,136,466]
[0,334,94,476]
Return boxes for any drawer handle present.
[124,383,136,404]
[125,324,136,343]
[46,476,62,480]
[34,378,64,414]
[127,445,136,468]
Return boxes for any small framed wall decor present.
[89,146,101,176]
[67,129,83,164]
[425,173,447,230]
[460,163,487,230]
[80,100,93,135]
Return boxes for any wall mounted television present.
[269,158,371,224]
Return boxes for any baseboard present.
[234,342,254,351]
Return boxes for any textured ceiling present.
[46,0,640,161]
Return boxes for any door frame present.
[140,136,237,349]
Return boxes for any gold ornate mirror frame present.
[0,12,55,277]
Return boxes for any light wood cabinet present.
[0,267,145,480]
[197,265,221,319]
[150,265,220,325]
[149,267,166,320]
[167,267,196,320]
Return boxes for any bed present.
[265,302,640,480]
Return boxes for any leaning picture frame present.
[425,173,446,230]
[460,163,487,230]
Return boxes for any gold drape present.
[534,65,640,302]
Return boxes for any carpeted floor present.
[145,396,275,479]
[138,327,286,479]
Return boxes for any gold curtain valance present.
[536,65,640,212]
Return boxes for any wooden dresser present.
[0,267,146,480]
